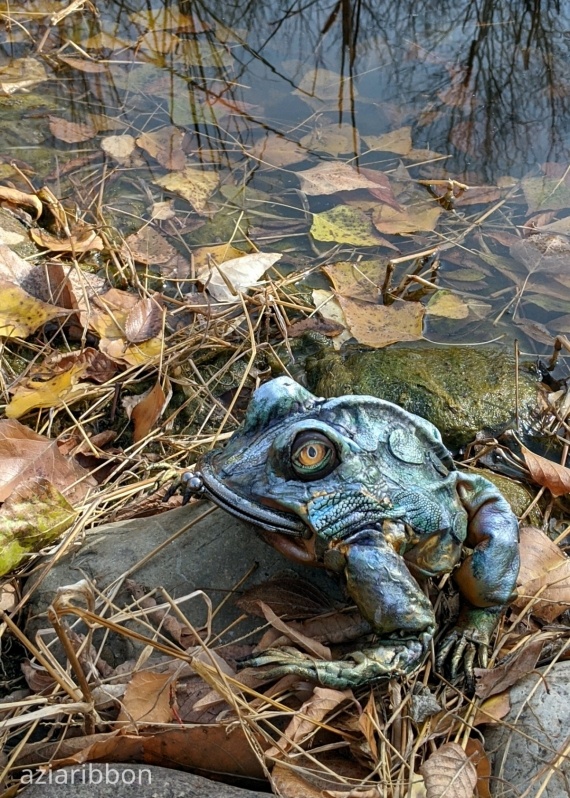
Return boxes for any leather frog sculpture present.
[182,376,520,689]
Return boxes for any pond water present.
[1,0,570,358]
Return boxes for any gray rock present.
[20,764,267,797]
[26,501,338,663]
[485,662,570,797]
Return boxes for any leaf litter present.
[0,3,570,797]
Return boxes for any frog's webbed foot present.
[436,606,501,693]
[241,633,432,689]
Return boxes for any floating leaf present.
[338,296,425,348]
[420,742,476,798]
[426,290,469,319]
[0,58,47,94]
[101,134,136,163]
[300,123,358,156]
[155,165,219,216]
[311,206,382,246]
[49,116,97,144]
[0,478,77,577]
[522,175,570,213]
[522,445,570,496]
[296,162,397,205]
[0,279,68,338]
[363,126,412,155]
[251,133,307,167]
[372,202,441,234]
[197,252,282,301]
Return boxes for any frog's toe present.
[436,628,489,693]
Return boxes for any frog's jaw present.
[196,459,310,538]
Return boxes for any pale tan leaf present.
[464,739,491,798]
[29,227,104,253]
[136,126,186,170]
[0,58,47,94]
[121,226,179,265]
[270,764,323,798]
[197,252,282,301]
[300,123,358,156]
[372,202,441,234]
[58,55,108,73]
[338,296,424,348]
[124,296,163,343]
[101,134,136,162]
[323,260,386,300]
[0,186,42,218]
[252,133,307,167]
[297,162,391,196]
[474,638,543,699]
[116,671,173,727]
[312,289,352,349]
[155,165,219,215]
[49,116,97,144]
[420,742,476,798]
[512,525,570,622]
[191,242,244,271]
[363,126,413,155]
[256,600,331,661]
[522,445,570,496]
[0,243,34,282]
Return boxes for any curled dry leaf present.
[197,252,282,301]
[265,686,351,759]
[127,379,171,443]
[420,742,477,798]
[29,226,104,253]
[512,525,570,622]
[522,445,570,496]
[0,186,42,218]
[0,477,77,577]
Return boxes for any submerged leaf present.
[338,297,425,347]
[372,202,441,234]
[311,206,382,246]
[155,165,219,215]
[49,116,97,144]
[426,290,469,319]
[297,162,388,195]
[522,175,570,212]
[363,126,413,155]
[300,123,358,156]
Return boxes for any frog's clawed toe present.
[436,608,499,693]
[163,471,204,504]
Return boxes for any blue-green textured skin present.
[194,376,520,688]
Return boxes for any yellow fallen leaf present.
[363,126,412,155]
[191,242,244,271]
[338,296,425,348]
[0,279,68,338]
[311,206,383,246]
[156,165,219,215]
[0,478,77,576]
[426,290,469,319]
[100,335,163,366]
[372,202,441,234]
[5,363,88,418]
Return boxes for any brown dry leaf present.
[256,600,332,661]
[271,764,323,798]
[512,525,570,622]
[522,446,570,496]
[101,134,137,163]
[0,58,47,94]
[464,739,491,798]
[338,296,424,347]
[300,123,358,156]
[426,290,469,319]
[287,316,345,338]
[121,226,179,265]
[116,671,173,728]
[49,116,97,144]
[363,127,413,155]
[29,226,104,253]
[0,186,42,218]
[137,126,186,170]
[58,55,108,73]
[474,638,543,699]
[124,296,164,343]
[472,691,510,726]
[359,692,379,761]
[0,419,94,504]
[252,133,307,167]
[128,380,170,442]
[0,278,68,338]
[323,260,386,300]
[197,252,282,301]
[420,742,476,798]
[372,202,441,234]
[155,165,219,215]
[266,686,351,759]
[236,575,333,619]
[36,726,265,779]
[296,162,394,197]
[0,477,77,577]
[312,289,351,347]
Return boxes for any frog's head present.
[190,376,451,541]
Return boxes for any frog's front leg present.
[437,473,520,688]
[246,530,435,688]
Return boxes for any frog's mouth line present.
[197,463,310,539]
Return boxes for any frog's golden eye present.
[291,431,338,481]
